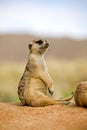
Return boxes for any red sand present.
[0,102,87,130]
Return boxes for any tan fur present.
[18,40,73,107]
[74,81,87,107]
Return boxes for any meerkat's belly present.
[25,78,48,97]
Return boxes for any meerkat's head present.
[77,81,87,91]
[28,40,49,55]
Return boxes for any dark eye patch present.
[35,40,43,45]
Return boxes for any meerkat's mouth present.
[40,43,49,49]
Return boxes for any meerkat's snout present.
[44,42,49,48]
[40,42,49,50]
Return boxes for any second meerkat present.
[18,40,73,107]
[74,81,87,107]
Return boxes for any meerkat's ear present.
[28,44,32,49]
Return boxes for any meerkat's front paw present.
[48,86,54,96]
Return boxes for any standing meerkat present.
[74,81,87,107]
[18,40,73,107]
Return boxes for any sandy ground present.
[0,102,87,130]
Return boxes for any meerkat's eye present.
[35,40,43,45]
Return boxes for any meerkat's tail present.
[57,92,74,101]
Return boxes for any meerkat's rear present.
[18,40,73,107]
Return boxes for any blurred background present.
[0,0,87,102]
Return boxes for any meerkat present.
[18,40,73,107]
[74,81,87,107]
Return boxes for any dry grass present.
[0,63,24,102]
[0,59,87,102]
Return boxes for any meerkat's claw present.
[48,89,54,95]
[48,87,54,96]
[50,90,54,95]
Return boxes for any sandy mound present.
[0,102,87,130]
